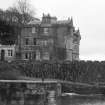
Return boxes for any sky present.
[0,0,105,61]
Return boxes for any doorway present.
[1,49,5,61]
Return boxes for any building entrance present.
[1,49,5,61]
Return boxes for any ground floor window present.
[8,50,13,56]
[24,51,41,60]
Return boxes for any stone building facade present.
[0,45,16,62]
[18,14,81,61]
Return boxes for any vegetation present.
[0,61,23,80]
[7,0,35,24]
[0,0,35,45]
[0,60,105,101]
[0,60,105,84]
[0,9,20,45]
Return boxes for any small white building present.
[0,45,16,62]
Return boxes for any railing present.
[0,79,58,83]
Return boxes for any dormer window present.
[32,27,36,33]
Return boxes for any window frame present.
[33,38,36,45]
[44,27,49,33]
[8,50,13,57]
[25,38,29,45]
[43,52,49,60]
[25,53,29,59]
[32,27,36,33]
[36,50,40,60]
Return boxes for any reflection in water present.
[56,94,105,105]
[3,92,105,105]
[47,91,56,105]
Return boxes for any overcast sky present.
[0,0,105,61]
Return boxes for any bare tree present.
[7,0,35,24]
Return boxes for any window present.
[29,53,32,59]
[65,38,72,49]
[32,27,36,33]
[43,52,49,60]
[40,40,47,46]
[33,38,36,45]
[25,38,29,45]
[44,28,49,33]
[25,53,32,60]
[36,50,40,60]
[73,35,78,42]
[36,40,48,46]
[43,40,47,46]
[8,50,13,56]
[36,39,40,45]
[25,53,28,59]
[33,53,36,59]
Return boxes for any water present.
[3,92,105,105]
[54,94,105,105]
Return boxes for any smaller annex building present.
[0,44,16,62]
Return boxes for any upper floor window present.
[43,40,47,46]
[73,35,78,42]
[32,27,36,33]
[43,52,49,60]
[25,53,32,59]
[36,39,40,45]
[36,50,40,60]
[25,38,29,45]
[33,53,36,59]
[33,38,36,45]
[44,28,49,33]
[48,39,53,44]
[25,53,28,59]
[41,40,47,46]
[8,50,13,56]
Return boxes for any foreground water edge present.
[56,93,105,105]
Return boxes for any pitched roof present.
[28,18,41,25]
